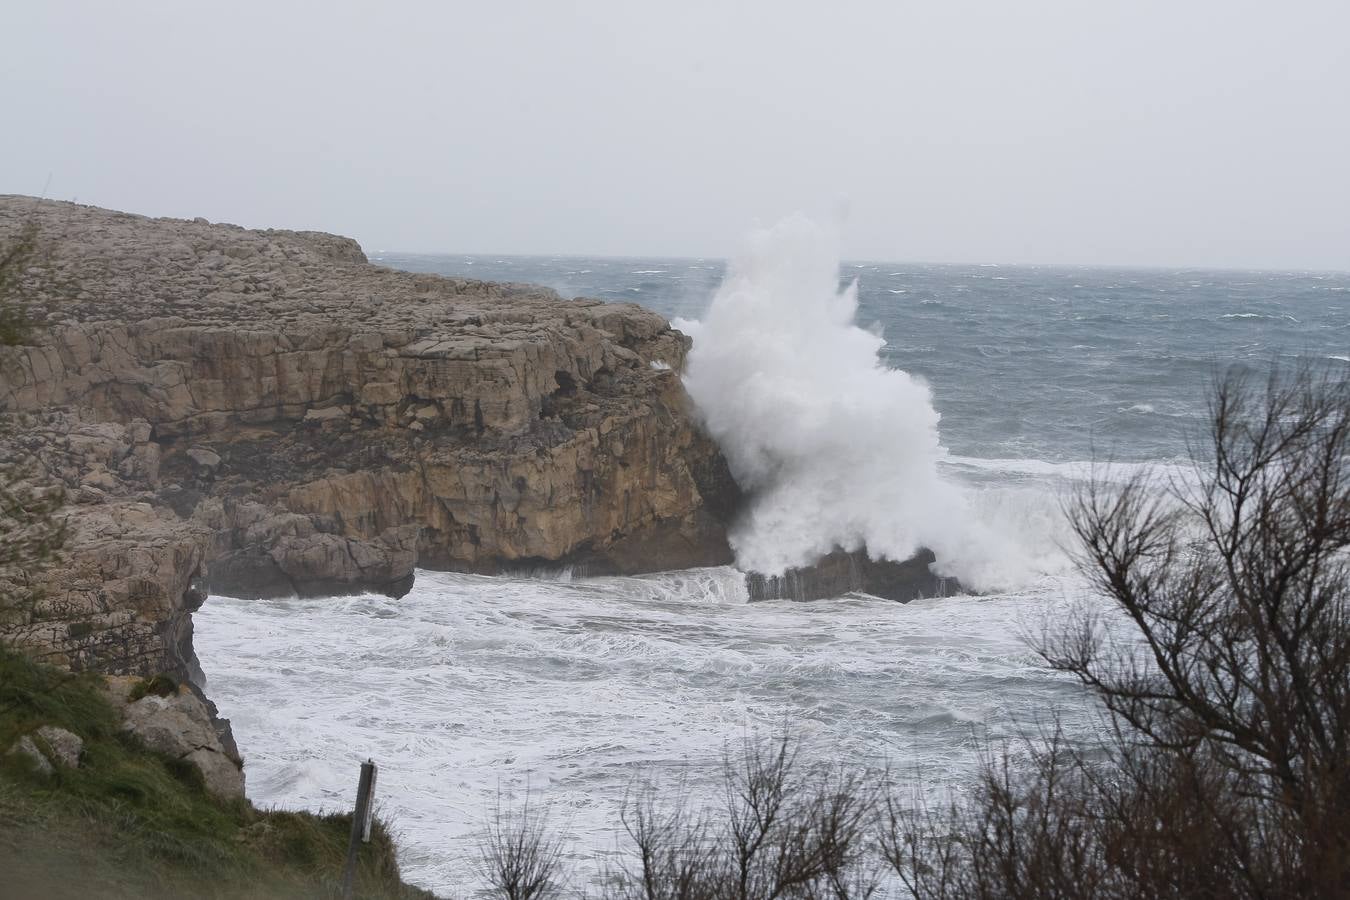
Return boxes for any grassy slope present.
[0,649,437,899]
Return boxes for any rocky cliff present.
[0,196,738,682]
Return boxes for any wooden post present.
[361,763,378,842]
[340,759,378,900]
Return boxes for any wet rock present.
[745,547,961,603]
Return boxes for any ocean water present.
[194,253,1350,895]
[375,253,1350,462]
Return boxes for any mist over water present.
[679,216,1043,590]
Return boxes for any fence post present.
[340,759,378,899]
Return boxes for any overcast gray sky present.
[4,1,1348,269]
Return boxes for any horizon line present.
[371,249,1350,279]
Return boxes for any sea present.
[194,252,1350,895]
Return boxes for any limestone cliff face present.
[0,196,737,679]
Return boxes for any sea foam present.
[196,568,1096,895]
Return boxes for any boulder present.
[5,726,83,774]
[7,736,53,775]
[119,686,245,800]
[34,726,84,768]
[302,406,348,424]
[186,447,221,471]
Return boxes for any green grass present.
[0,648,437,899]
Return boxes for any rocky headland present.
[0,196,750,794]
[0,196,743,677]
[0,196,953,796]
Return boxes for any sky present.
[3,1,1348,270]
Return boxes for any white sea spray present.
[679,215,1051,590]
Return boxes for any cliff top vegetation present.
[0,646,436,899]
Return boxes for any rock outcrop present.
[744,547,959,603]
[102,675,245,800]
[0,196,737,684]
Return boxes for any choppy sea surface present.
[195,256,1350,894]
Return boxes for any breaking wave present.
[678,216,1048,591]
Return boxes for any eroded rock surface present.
[103,675,245,799]
[0,196,737,683]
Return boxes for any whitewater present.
[679,216,1049,589]
[195,228,1350,895]
[196,566,1093,891]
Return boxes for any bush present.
[476,792,567,900]
[126,674,179,703]
[892,366,1350,898]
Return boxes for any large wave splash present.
[678,215,1035,592]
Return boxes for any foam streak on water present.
[196,568,1100,895]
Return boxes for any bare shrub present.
[607,731,881,900]
[888,366,1350,898]
[476,792,567,900]
[479,733,881,900]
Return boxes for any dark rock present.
[745,547,961,603]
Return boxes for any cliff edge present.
[0,196,738,683]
